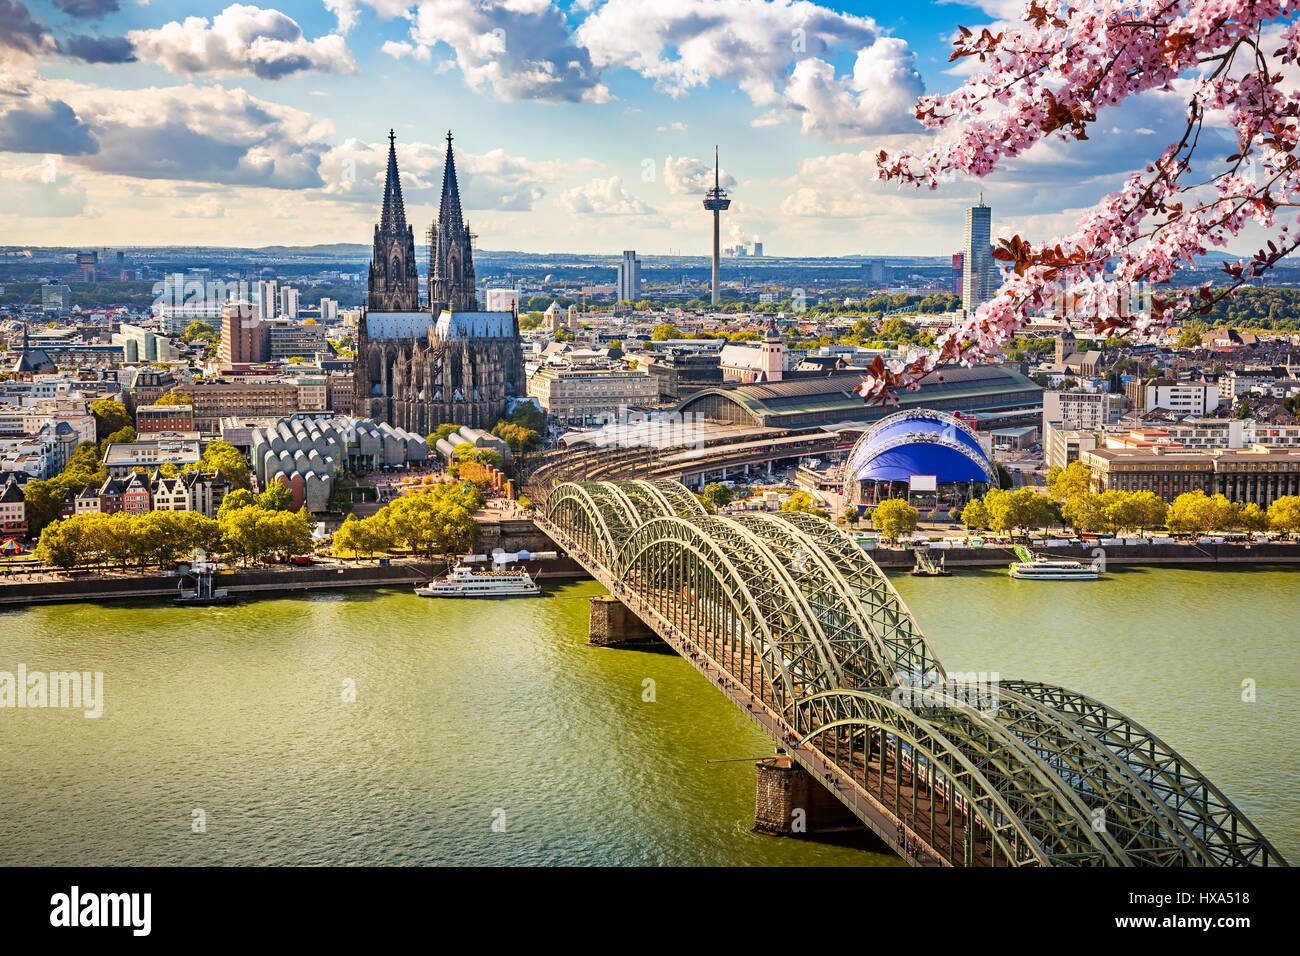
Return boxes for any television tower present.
[702,145,731,305]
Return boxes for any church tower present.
[1055,328,1076,365]
[762,318,784,382]
[428,131,478,313]
[367,130,420,312]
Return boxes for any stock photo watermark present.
[0,665,103,718]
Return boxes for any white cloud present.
[783,38,924,140]
[323,0,361,33]
[173,194,228,218]
[559,175,655,215]
[577,0,923,139]
[663,154,734,195]
[0,159,89,218]
[47,79,338,188]
[128,4,357,79]
[405,0,611,103]
[381,40,430,61]
[317,135,588,213]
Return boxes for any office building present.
[1081,445,1300,506]
[1125,377,1221,417]
[616,250,642,302]
[219,301,269,366]
[113,324,178,364]
[257,280,278,320]
[280,286,300,319]
[962,198,996,314]
[268,322,326,361]
[135,403,195,436]
[527,363,659,421]
[1042,389,1112,433]
[102,438,203,476]
[41,284,71,314]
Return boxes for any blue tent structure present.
[843,409,996,507]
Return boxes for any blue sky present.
[0,0,1195,256]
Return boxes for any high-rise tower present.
[367,130,420,312]
[702,146,731,306]
[961,195,996,314]
[428,131,478,313]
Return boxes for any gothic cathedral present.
[354,131,524,433]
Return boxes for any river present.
[1,564,1295,865]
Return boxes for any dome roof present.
[846,409,994,485]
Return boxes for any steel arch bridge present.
[536,478,1284,868]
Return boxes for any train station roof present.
[673,365,1042,432]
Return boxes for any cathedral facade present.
[354,131,524,433]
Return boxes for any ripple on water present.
[0,568,1294,865]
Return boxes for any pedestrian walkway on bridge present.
[536,478,1285,868]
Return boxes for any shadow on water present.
[777,826,899,858]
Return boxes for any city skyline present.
[0,0,1223,256]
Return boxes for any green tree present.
[1237,502,1268,532]
[153,392,190,406]
[700,483,733,510]
[984,488,1058,533]
[960,498,989,530]
[90,399,130,441]
[1047,460,1092,501]
[22,479,64,536]
[34,519,79,570]
[219,505,264,566]
[198,440,251,491]
[333,514,361,555]
[842,506,859,526]
[872,499,919,541]
[780,491,829,519]
[217,488,255,516]
[1267,495,1300,533]
[491,421,540,455]
[382,486,480,557]
[257,481,293,511]
[181,320,218,344]
[64,440,102,479]
[1167,491,1238,534]
[993,461,1014,490]
[99,425,136,455]
[1107,490,1168,532]
[650,322,681,341]
[428,423,462,446]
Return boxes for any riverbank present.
[2,538,1296,606]
[864,539,1300,569]
[0,556,590,606]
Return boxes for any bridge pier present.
[754,754,860,836]
[588,595,659,647]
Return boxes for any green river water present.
[0,565,1296,866]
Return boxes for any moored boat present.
[415,562,541,598]
[1008,545,1101,581]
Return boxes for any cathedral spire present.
[380,129,407,233]
[368,129,420,312]
[438,130,464,233]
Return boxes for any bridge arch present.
[537,478,1284,868]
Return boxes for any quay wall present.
[863,541,1300,569]
[0,556,590,607]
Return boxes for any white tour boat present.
[1008,545,1101,581]
[415,562,541,598]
